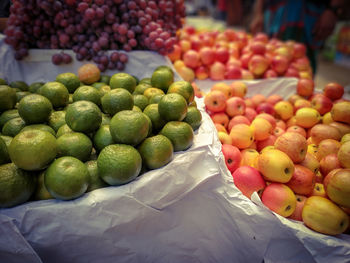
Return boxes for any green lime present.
[110,110,149,146]
[97,144,142,185]
[16,91,30,102]
[138,135,173,169]
[143,104,166,133]
[151,69,174,93]
[96,85,111,97]
[39,82,69,108]
[56,124,73,138]
[29,82,45,93]
[9,130,57,171]
[44,156,89,200]
[10,81,29,91]
[73,85,102,106]
[110,73,137,93]
[33,171,54,200]
[133,83,152,95]
[100,75,111,85]
[0,135,13,148]
[160,121,194,151]
[18,94,53,124]
[132,105,142,112]
[183,106,202,131]
[143,87,165,100]
[48,111,66,132]
[56,72,81,93]
[101,88,134,116]
[133,94,149,111]
[0,163,36,208]
[0,78,7,85]
[0,136,10,164]
[167,81,194,104]
[0,85,17,112]
[0,109,19,129]
[2,117,26,137]
[65,101,102,133]
[149,94,164,104]
[93,125,114,152]
[139,77,151,85]
[158,93,188,121]
[56,132,92,161]
[91,82,107,89]
[22,124,56,136]
[85,160,108,192]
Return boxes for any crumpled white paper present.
[0,34,349,263]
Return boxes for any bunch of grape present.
[4,0,185,71]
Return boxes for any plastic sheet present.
[1,35,350,263]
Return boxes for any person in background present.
[250,0,344,73]
[0,0,11,33]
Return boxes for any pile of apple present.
[167,27,312,82]
[205,80,350,236]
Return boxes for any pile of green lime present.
[0,64,202,208]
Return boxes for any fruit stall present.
[1,1,350,263]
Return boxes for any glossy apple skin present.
[296,79,314,97]
[288,194,307,221]
[240,149,259,168]
[204,90,226,113]
[183,50,201,69]
[230,81,247,98]
[230,124,255,149]
[228,116,250,132]
[210,61,226,80]
[329,122,350,137]
[338,141,350,168]
[286,165,316,196]
[324,168,350,208]
[309,124,341,145]
[261,183,296,217]
[274,101,294,121]
[226,97,246,117]
[302,196,349,235]
[295,108,321,129]
[331,101,350,125]
[232,166,266,199]
[218,132,233,145]
[222,144,241,173]
[199,47,215,65]
[311,183,327,197]
[257,149,294,183]
[319,154,341,176]
[256,103,275,115]
[251,117,273,141]
[317,139,341,161]
[324,82,344,101]
[299,152,320,175]
[274,132,308,163]
[248,55,270,76]
[211,112,229,128]
[310,94,333,115]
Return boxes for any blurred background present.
[184,0,350,90]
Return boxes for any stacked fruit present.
[4,0,185,71]
[0,64,202,208]
[168,27,312,82]
[205,79,350,235]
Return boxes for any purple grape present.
[52,53,63,65]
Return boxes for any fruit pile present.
[168,27,313,82]
[205,79,350,236]
[0,64,202,208]
[4,0,185,71]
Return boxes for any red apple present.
[293,43,306,59]
[222,144,242,173]
[209,62,225,80]
[310,94,333,115]
[204,90,227,113]
[248,55,270,76]
[263,69,278,78]
[243,107,257,122]
[240,53,253,69]
[274,132,308,163]
[195,66,209,80]
[270,55,289,74]
[254,33,269,43]
[226,96,246,117]
[324,82,344,101]
[257,134,277,152]
[232,166,266,198]
[183,50,200,69]
[256,102,276,115]
[286,165,316,195]
[284,67,300,78]
[286,125,306,138]
[261,183,296,217]
[256,113,276,129]
[288,195,307,221]
[230,81,247,98]
[225,66,242,80]
[310,124,341,145]
[215,47,229,64]
[211,112,230,128]
[241,69,254,80]
[199,47,215,65]
[320,154,341,176]
[297,79,314,97]
[167,44,181,62]
[228,115,250,132]
[266,94,283,105]
[250,41,266,55]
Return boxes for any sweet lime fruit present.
[109,110,149,146]
[93,125,114,152]
[65,101,102,133]
[138,135,173,169]
[183,106,202,131]
[9,130,57,171]
[110,73,137,93]
[0,85,17,112]
[167,81,194,104]
[97,144,142,185]
[2,117,26,137]
[0,109,19,129]
[44,156,89,200]
[158,93,188,121]
[101,88,133,116]
[160,121,194,152]
[0,163,36,208]
[39,82,69,108]
[18,94,53,124]
[56,72,81,93]
[56,132,92,162]
[151,68,174,93]
[143,104,166,133]
[85,160,108,192]
[73,85,102,106]
[21,124,56,136]
[48,111,66,132]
